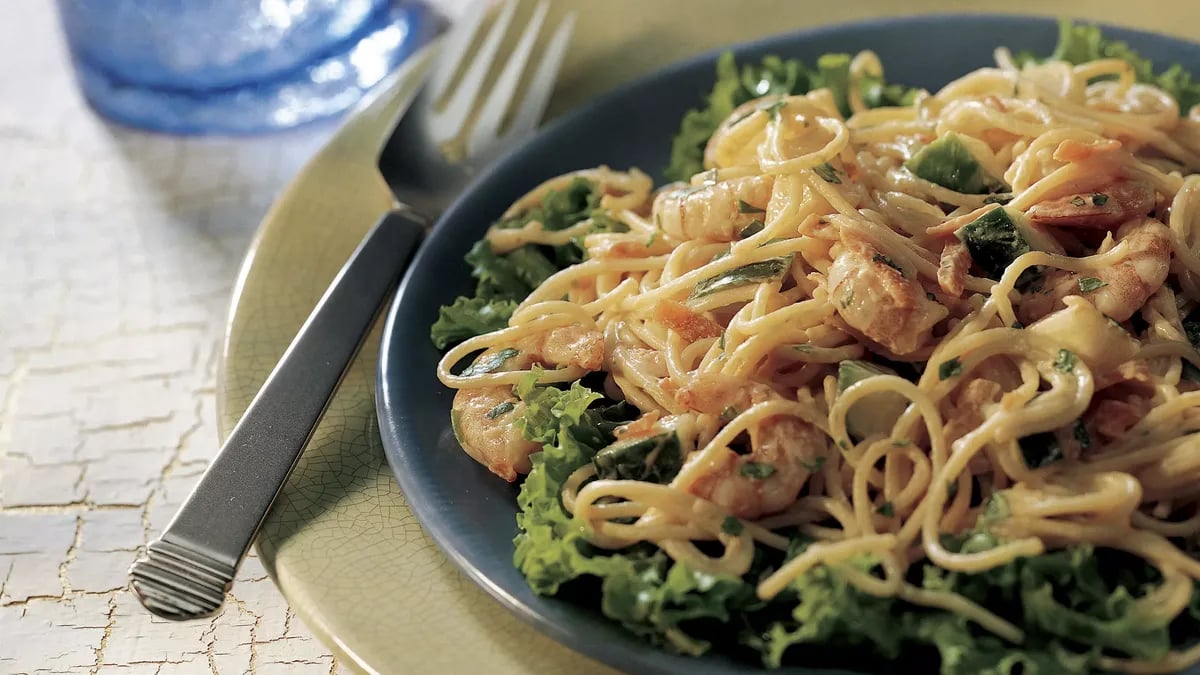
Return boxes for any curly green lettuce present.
[430,178,621,349]
[1015,18,1200,114]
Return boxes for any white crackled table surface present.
[0,1,343,671]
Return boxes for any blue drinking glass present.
[56,0,442,134]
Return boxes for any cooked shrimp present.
[521,325,604,371]
[1026,179,1156,229]
[687,414,828,520]
[826,235,948,355]
[674,372,776,416]
[654,300,724,342]
[451,386,538,482]
[653,175,774,242]
[1018,218,1172,323]
[450,324,605,481]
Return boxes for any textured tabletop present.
[0,1,341,671]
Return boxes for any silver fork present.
[128,0,575,621]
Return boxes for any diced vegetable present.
[837,360,909,441]
[904,133,1007,194]
[688,256,792,301]
[1028,297,1139,374]
[955,207,1038,287]
[593,430,683,484]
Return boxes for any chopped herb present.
[1070,196,1087,207]
[719,405,740,421]
[793,344,814,353]
[983,193,1014,205]
[689,256,793,300]
[800,456,827,472]
[718,332,726,350]
[763,99,787,120]
[872,253,902,272]
[837,439,851,450]
[737,199,766,214]
[814,163,842,184]
[1019,431,1063,469]
[1078,277,1108,293]
[1011,320,1024,329]
[1053,349,1077,373]
[946,480,959,499]
[1073,419,1091,450]
[721,516,744,535]
[645,231,658,247]
[938,357,963,380]
[655,212,662,228]
[485,401,516,420]
[841,288,855,308]
[739,461,777,479]
[738,220,765,239]
[1092,192,1109,206]
[462,347,520,376]
[876,501,895,517]
[891,438,911,447]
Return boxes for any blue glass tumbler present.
[56,0,440,134]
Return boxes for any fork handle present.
[129,209,425,620]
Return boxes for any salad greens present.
[430,18,1200,673]
[665,52,918,182]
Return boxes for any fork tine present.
[496,10,576,144]
[425,0,489,102]
[428,0,520,143]
[465,0,550,156]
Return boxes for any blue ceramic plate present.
[377,15,1200,674]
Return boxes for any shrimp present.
[452,387,538,482]
[673,373,827,519]
[450,324,605,481]
[687,414,828,520]
[1026,179,1157,229]
[1018,218,1172,323]
[826,235,948,356]
[652,175,774,242]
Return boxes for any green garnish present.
[1070,196,1087,207]
[738,199,766,214]
[688,256,793,300]
[462,348,520,377]
[720,406,740,422]
[1091,193,1109,206]
[721,516,744,536]
[763,99,787,120]
[876,502,895,518]
[872,253,902,272]
[485,401,516,420]
[939,357,963,380]
[1078,277,1108,293]
[1053,349,1077,374]
[814,163,842,184]
[738,220,765,239]
[739,462,777,479]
